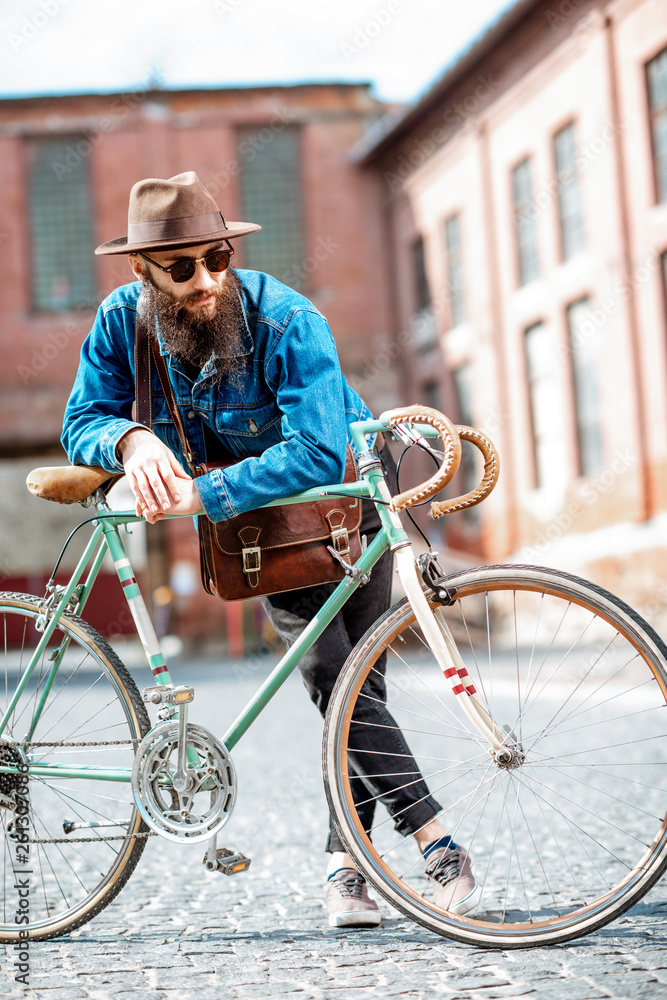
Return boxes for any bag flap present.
[198,445,363,557]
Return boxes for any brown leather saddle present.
[25,466,123,504]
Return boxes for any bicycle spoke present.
[325,567,667,946]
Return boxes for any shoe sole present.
[328,911,382,928]
[447,884,482,916]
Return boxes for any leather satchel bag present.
[134,320,362,601]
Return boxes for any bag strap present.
[134,317,153,430]
[134,315,197,475]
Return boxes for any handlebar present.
[377,406,499,518]
[380,406,462,512]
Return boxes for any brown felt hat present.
[95,170,261,255]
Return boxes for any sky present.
[0,0,515,105]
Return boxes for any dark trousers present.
[262,448,441,852]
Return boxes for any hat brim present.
[95,221,262,256]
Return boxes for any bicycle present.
[2,405,667,949]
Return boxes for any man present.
[62,171,479,925]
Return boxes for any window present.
[524,322,568,490]
[566,298,604,476]
[410,236,437,351]
[452,363,478,518]
[237,126,304,288]
[553,122,585,259]
[443,213,465,327]
[647,48,667,202]
[512,158,540,286]
[26,136,97,312]
[413,236,431,312]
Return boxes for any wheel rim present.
[0,596,149,939]
[327,568,667,945]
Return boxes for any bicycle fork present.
[369,465,509,757]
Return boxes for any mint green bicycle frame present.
[0,418,412,785]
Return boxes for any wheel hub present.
[493,742,526,769]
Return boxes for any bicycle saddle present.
[26,465,123,504]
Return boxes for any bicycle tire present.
[0,592,151,942]
[323,564,667,947]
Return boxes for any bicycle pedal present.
[202,847,251,875]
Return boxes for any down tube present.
[221,528,392,751]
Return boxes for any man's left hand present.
[138,477,203,524]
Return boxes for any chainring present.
[131,722,236,843]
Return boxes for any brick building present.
[0,82,393,645]
[357,0,667,626]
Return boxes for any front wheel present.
[0,593,151,941]
[323,565,667,948]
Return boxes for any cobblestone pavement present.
[3,653,667,1000]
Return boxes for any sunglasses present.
[137,244,234,284]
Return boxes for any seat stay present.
[0,522,107,740]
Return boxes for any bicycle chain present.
[7,739,140,747]
[29,831,157,844]
[3,738,154,843]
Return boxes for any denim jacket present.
[61,270,373,523]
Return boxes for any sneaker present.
[423,837,481,915]
[325,868,382,928]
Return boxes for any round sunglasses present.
[137,245,234,284]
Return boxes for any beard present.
[138,265,246,383]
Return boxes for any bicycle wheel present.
[0,592,151,941]
[323,564,667,947]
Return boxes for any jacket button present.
[248,419,259,433]
[187,410,196,419]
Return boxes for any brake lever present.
[391,422,429,448]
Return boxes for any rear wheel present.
[324,565,667,947]
[0,593,151,941]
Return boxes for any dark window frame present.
[511,156,540,287]
[646,47,667,204]
[25,133,98,314]
[552,120,585,261]
[236,124,305,289]
[565,296,604,477]
[443,212,465,328]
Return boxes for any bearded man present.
[62,171,479,926]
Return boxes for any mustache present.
[178,287,224,307]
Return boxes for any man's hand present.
[117,428,203,524]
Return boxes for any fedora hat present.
[95,171,261,255]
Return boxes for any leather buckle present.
[242,546,261,575]
[330,527,350,557]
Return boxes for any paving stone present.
[6,661,667,1000]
